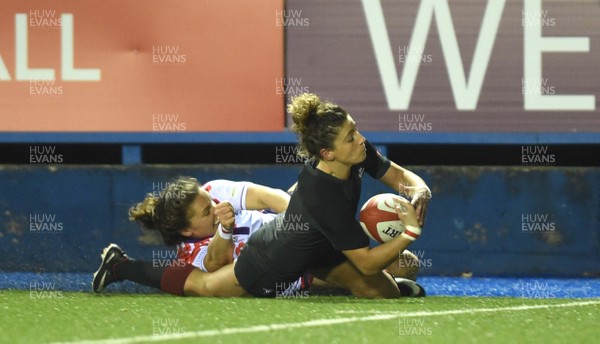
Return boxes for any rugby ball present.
[359,193,407,243]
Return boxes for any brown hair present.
[129,176,200,246]
[288,93,348,160]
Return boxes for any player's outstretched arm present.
[245,183,290,213]
[342,198,421,276]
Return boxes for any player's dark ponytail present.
[129,176,200,246]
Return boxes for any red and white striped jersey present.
[176,179,276,272]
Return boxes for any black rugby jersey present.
[239,140,390,283]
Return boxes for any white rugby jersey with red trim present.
[176,179,276,272]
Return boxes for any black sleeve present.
[362,140,391,179]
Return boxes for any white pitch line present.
[335,299,600,315]
[51,300,600,344]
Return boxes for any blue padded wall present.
[0,165,598,277]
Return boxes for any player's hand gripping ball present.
[359,193,412,243]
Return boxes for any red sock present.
[160,260,195,296]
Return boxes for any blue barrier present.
[0,164,598,277]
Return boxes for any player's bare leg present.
[183,263,249,297]
[310,260,401,298]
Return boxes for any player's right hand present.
[214,201,235,231]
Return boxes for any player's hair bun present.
[289,93,322,135]
[288,93,348,160]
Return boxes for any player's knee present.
[398,250,420,280]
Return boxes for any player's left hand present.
[400,184,431,227]
[393,196,419,227]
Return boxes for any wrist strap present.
[401,225,421,241]
[217,224,232,240]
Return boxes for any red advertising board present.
[0,0,284,132]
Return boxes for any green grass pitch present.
[2,291,598,343]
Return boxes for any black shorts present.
[234,244,281,298]
[235,244,346,298]
[234,212,348,297]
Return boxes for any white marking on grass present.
[51,300,600,344]
[335,299,600,315]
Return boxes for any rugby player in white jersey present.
[121,177,313,294]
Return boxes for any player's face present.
[330,116,367,166]
[181,188,217,238]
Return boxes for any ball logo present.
[382,226,401,238]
